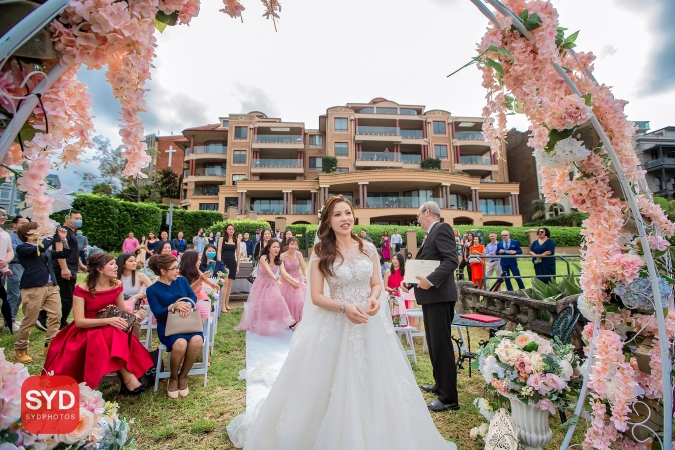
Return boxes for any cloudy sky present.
[57,0,675,192]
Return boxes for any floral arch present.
[0,0,673,448]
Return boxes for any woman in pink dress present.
[380,230,391,262]
[279,237,307,322]
[178,250,220,322]
[235,240,295,335]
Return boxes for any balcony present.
[355,126,402,143]
[455,131,484,140]
[355,151,404,168]
[192,187,219,196]
[358,107,418,115]
[401,154,422,164]
[185,144,227,160]
[400,129,424,139]
[185,166,227,182]
[249,204,284,215]
[644,158,675,170]
[364,197,446,209]
[480,205,514,215]
[290,204,313,214]
[252,134,304,149]
[460,155,491,165]
[251,159,304,174]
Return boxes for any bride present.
[228,195,455,449]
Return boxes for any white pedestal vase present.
[509,396,553,450]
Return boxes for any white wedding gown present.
[228,243,455,449]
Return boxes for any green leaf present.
[581,94,592,106]
[153,19,168,33]
[545,128,575,153]
[487,45,512,57]
[564,30,580,45]
[524,13,542,31]
[471,359,480,370]
[14,122,39,145]
[522,341,539,352]
[519,9,529,21]
[155,10,178,26]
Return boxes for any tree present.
[322,156,337,173]
[76,172,100,193]
[158,167,181,198]
[530,198,547,222]
[420,158,441,170]
[92,183,113,196]
[92,135,126,193]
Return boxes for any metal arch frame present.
[468,1,672,448]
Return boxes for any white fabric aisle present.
[244,329,293,411]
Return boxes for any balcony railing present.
[460,155,492,165]
[357,151,396,161]
[253,135,303,144]
[455,131,485,140]
[358,108,418,115]
[645,158,675,168]
[356,126,400,136]
[401,154,422,163]
[189,144,227,155]
[290,204,312,214]
[193,188,219,196]
[253,159,303,168]
[193,167,227,176]
[365,197,446,208]
[400,129,424,139]
[480,205,514,215]
[249,204,284,214]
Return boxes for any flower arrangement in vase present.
[0,349,136,449]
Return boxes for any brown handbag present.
[96,305,136,332]
[164,297,203,337]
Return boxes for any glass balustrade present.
[191,144,227,154]
[356,126,400,136]
[253,159,303,168]
[290,204,312,214]
[400,129,424,138]
[250,203,284,214]
[364,197,445,208]
[253,135,303,144]
[357,151,397,161]
[400,154,422,163]
[358,107,417,115]
[193,188,219,196]
[194,167,227,176]
[454,131,485,140]
[480,205,514,215]
[460,155,492,165]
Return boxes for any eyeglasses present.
[501,234,509,237]
[537,230,545,234]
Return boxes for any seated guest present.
[44,253,154,393]
[384,252,406,297]
[156,240,177,258]
[117,253,153,339]
[200,244,225,274]
[179,250,219,322]
[146,254,204,398]
[14,224,71,363]
[377,249,390,279]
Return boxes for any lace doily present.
[484,408,518,450]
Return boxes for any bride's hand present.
[366,297,379,316]
[344,304,368,324]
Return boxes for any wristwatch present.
[340,304,345,314]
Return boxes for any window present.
[233,150,247,165]
[334,118,348,133]
[449,194,469,210]
[0,190,10,201]
[14,191,22,202]
[309,135,323,147]
[232,174,246,185]
[183,169,189,178]
[334,142,348,157]
[221,120,229,128]
[432,121,447,135]
[479,198,506,214]
[328,192,353,203]
[225,197,238,210]
[309,157,322,170]
[234,126,248,140]
[251,198,284,214]
[434,144,448,160]
[334,167,349,173]
[199,203,219,211]
[655,177,663,191]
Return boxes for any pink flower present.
[491,379,509,394]
[543,373,567,391]
[536,398,556,414]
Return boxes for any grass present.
[1,300,587,449]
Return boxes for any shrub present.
[322,156,338,173]
[205,219,275,237]
[420,158,441,170]
[524,212,589,227]
[170,209,223,240]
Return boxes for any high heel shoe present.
[178,387,189,397]
[119,382,147,396]
[167,383,179,399]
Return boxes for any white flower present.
[478,423,489,437]
[47,189,76,213]
[559,359,574,381]
[469,427,480,440]
[473,397,496,421]
[577,294,599,321]
[480,355,498,385]
[533,137,590,169]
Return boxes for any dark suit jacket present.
[17,239,72,289]
[414,222,459,305]
[496,240,523,267]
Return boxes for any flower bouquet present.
[0,348,136,449]
[214,271,229,289]
[477,326,581,414]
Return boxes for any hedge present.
[205,219,276,237]
[53,194,224,251]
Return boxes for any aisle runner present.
[245,329,293,411]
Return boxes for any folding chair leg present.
[154,347,163,392]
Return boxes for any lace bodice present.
[326,244,376,310]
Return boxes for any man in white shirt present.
[391,228,403,253]
[484,232,501,287]
[0,208,15,331]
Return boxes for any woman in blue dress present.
[529,227,556,284]
[146,254,204,399]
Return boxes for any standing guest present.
[44,253,154,393]
[235,240,295,335]
[253,228,273,263]
[179,250,219,323]
[497,230,525,290]
[391,228,403,253]
[13,224,69,363]
[254,228,262,244]
[279,237,307,322]
[7,215,28,329]
[193,228,208,254]
[243,232,254,262]
[377,249,390,279]
[457,232,474,282]
[200,244,225,274]
[172,231,187,257]
[274,228,282,240]
[136,236,147,267]
[145,232,159,260]
[214,231,222,249]
[208,232,215,246]
[411,201,460,412]
[237,233,247,260]
[484,232,501,287]
[0,208,16,332]
[384,253,405,296]
[76,230,89,268]
[380,230,391,262]
[530,227,556,284]
[469,236,486,289]
[454,228,461,243]
[146,254,204,398]
[116,253,152,339]
[359,229,373,243]
[122,232,139,254]
[217,223,239,313]
[280,229,293,252]
[159,231,175,250]
[37,210,85,332]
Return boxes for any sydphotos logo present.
[21,375,80,434]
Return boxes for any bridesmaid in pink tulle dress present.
[279,237,307,322]
[235,240,295,335]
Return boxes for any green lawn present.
[1,303,587,449]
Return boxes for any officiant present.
[409,201,460,412]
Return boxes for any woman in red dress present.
[44,253,154,394]
[384,252,406,297]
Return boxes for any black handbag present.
[247,265,258,284]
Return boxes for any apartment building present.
[178,98,522,226]
[633,125,675,198]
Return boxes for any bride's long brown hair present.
[313,195,368,277]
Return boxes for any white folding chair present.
[154,317,210,391]
[394,297,417,364]
[208,306,218,355]
[141,306,157,349]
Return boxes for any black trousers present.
[421,301,458,405]
[457,258,472,281]
[38,273,76,328]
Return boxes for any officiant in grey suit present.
[410,201,459,412]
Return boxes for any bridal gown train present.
[228,243,455,449]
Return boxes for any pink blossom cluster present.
[543,94,592,131]
[0,348,30,429]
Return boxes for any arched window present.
[549,203,565,217]
[654,177,662,192]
